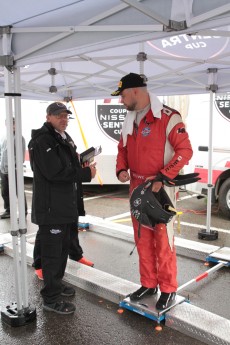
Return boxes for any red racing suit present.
[116,105,193,292]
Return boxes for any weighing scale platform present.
[206,247,230,266]
[78,222,90,230]
[119,293,186,323]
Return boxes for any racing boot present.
[156,292,176,310]
[129,286,158,301]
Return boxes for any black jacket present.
[28,122,92,225]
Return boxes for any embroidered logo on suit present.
[141,127,151,137]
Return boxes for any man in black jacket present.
[29,102,96,315]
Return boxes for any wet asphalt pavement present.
[0,180,229,345]
[0,254,205,345]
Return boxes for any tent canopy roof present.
[1,0,230,100]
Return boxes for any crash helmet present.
[130,181,176,227]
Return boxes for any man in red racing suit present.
[111,73,193,310]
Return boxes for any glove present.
[155,172,201,187]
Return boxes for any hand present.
[89,162,97,178]
[118,171,130,183]
[145,176,162,192]
[151,181,162,193]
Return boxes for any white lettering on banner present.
[161,34,220,49]
[219,101,230,108]
[148,31,226,60]
[99,114,126,121]
[102,122,123,129]
[110,109,127,114]
[216,94,230,101]
[185,42,207,50]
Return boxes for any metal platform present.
[167,302,230,345]
[207,247,230,266]
[119,294,186,323]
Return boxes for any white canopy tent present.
[1,0,230,325]
[1,0,230,99]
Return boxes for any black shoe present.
[1,211,10,219]
[43,301,76,314]
[61,285,75,297]
[156,292,176,310]
[129,286,158,301]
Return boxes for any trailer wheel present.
[218,178,230,218]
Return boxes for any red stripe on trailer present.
[194,168,206,182]
[196,272,208,282]
[104,98,123,104]
[194,167,224,184]
[225,161,230,167]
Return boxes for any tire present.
[218,177,230,218]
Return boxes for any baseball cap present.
[46,102,72,115]
[111,73,147,96]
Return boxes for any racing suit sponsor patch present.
[177,127,186,133]
[141,127,151,137]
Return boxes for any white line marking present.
[25,190,122,201]
[105,212,130,221]
[175,221,230,234]
[84,193,118,201]
[178,194,199,201]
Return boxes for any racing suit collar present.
[149,92,163,119]
[121,93,163,146]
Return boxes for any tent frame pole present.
[198,68,218,241]
[14,68,29,308]
[0,30,36,328]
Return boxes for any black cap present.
[111,73,147,96]
[46,102,72,115]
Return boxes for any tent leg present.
[1,65,36,327]
[198,70,218,241]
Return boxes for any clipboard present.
[80,145,102,164]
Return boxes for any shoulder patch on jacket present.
[163,104,180,117]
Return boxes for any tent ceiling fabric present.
[1,0,230,100]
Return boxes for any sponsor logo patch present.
[141,127,151,137]
[50,229,62,235]
[134,198,142,207]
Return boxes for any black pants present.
[0,172,27,213]
[36,222,84,304]
[38,223,72,303]
[33,222,83,270]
